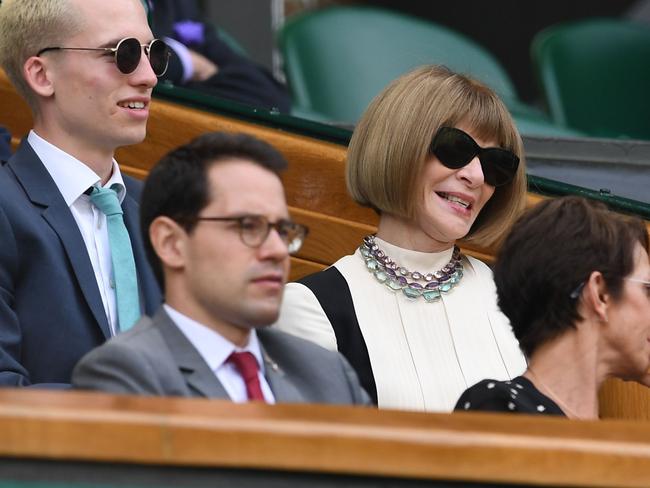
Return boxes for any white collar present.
[163,304,266,374]
[28,130,126,206]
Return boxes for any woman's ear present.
[582,270,610,323]
[149,216,187,272]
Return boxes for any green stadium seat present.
[279,6,579,137]
[531,18,650,140]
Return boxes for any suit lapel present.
[258,331,306,404]
[154,308,229,398]
[8,142,111,338]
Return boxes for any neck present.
[32,123,115,185]
[524,324,602,420]
[376,213,454,253]
[166,290,251,349]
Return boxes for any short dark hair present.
[140,131,288,289]
[494,196,649,358]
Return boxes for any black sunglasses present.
[430,127,520,187]
[37,37,170,77]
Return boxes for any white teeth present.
[441,193,470,208]
[119,101,145,109]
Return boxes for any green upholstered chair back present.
[279,6,520,124]
[532,18,650,140]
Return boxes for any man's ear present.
[23,56,55,98]
[149,216,187,272]
[582,270,610,323]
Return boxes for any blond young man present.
[0,0,166,386]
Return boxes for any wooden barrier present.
[2,388,650,487]
[2,71,650,421]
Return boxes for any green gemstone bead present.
[423,290,441,302]
[374,270,388,283]
[360,247,371,258]
[388,279,403,290]
[402,286,422,299]
[366,258,378,270]
[440,282,452,292]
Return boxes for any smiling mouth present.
[118,101,147,110]
[436,192,472,209]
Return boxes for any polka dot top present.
[454,376,566,416]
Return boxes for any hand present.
[189,49,218,81]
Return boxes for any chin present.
[246,308,281,328]
[434,225,473,243]
[117,128,148,147]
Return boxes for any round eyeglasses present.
[37,37,170,76]
[194,215,309,254]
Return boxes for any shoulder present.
[122,174,144,199]
[258,327,370,405]
[259,327,350,374]
[294,266,353,309]
[455,376,563,416]
[72,314,178,393]
[259,326,336,358]
[298,264,348,290]
[85,316,164,358]
[455,378,521,413]
[464,254,494,277]
[272,273,337,350]
[463,254,501,305]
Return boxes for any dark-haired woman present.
[274,66,527,412]
[456,196,650,418]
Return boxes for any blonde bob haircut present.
[0,0,84,112]
[346,65,527,248]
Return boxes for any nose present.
[456,156,485,188]
[129,49,158,89]
[258,228,290,262]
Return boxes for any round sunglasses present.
[429,127,520,187]
[37,37,170,77]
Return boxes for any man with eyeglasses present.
[0,0,166,387]
[73,132,370,406]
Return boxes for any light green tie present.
[90,185,141,331]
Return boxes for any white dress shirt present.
[164,304,276,403]
[28,130,127,336]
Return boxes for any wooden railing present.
[2,70,650,421]
[1,388,650,487]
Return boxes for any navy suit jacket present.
[0,126,11,161]
[151,0,291,112]
[0,141,161,387]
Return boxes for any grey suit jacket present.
[72,307,371,405]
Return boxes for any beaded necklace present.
[359,235,464,302]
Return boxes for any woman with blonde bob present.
[274,65,527,411]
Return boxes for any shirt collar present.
[163,304,266,374]
[28,130,126,206]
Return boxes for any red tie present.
[227,351,266,402]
